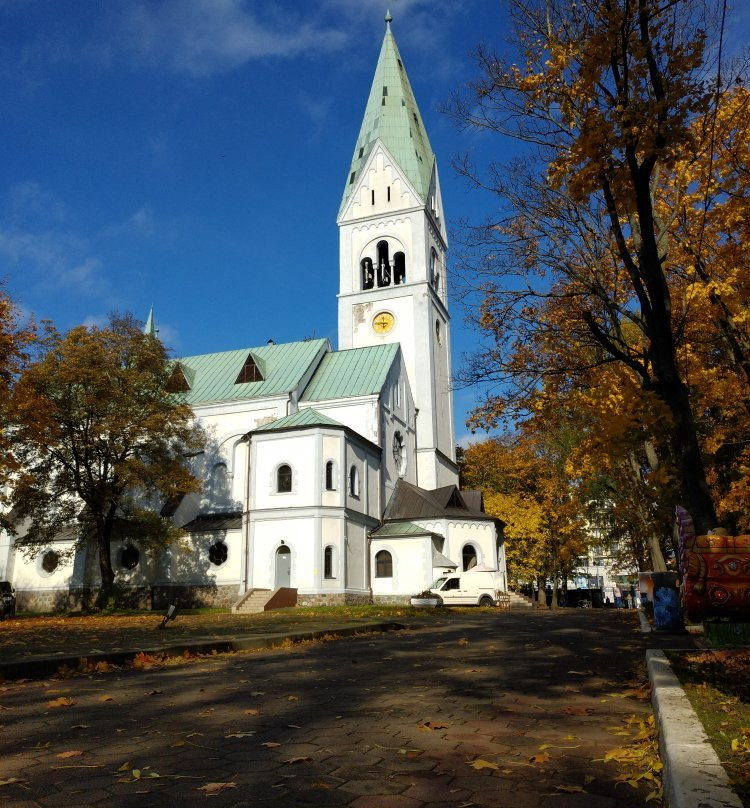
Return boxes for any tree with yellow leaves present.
[450,0,747,534]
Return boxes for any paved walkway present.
[0,610,694,807]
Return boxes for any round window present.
[208,541,228,566]
[120,544,140,570]
[41,549,60,574]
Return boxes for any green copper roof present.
[144,306,156,337]
[301,344,399,402]
[370,521,432,538]
[173,339,328,405]
[339,19,435,216]
[253,408,344,433]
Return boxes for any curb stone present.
[646,648,743,808]
[0,620,408,681]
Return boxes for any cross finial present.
[385,8,392,26]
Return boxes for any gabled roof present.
[339,17,435,215]
[253,408,344,433]
[182,512,243,532]
[382,480,505,526]
[301,344,399,401]
[172,338,328,406]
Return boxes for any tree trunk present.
[550,572,559,609]
[94,534,116,609]
[536,576,546,608]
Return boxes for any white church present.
[0,15,507,611]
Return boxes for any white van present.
[429,570,502,607]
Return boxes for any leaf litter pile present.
[668,649,750,804]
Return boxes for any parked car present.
[429,570,502,607]
[0,581,16,619]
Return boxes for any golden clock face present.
[372,311,395,334]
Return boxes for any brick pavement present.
[0,610,694,807]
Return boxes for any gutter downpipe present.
[240,433,252,593]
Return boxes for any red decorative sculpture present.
[676,506,750,623]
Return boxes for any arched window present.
[349,465,360,497]
[324,545,335,579]
[430,248,440,292]
[377,241,391,287]
[361,257,374,290]
[462,544,478,571]
[277,464,292,493]
[375,550,393,578]
[325,460,335,491]
[393,251,406,284]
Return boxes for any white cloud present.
[117,0,348,76]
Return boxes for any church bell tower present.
[337,12,457,490]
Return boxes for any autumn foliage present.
[8,314,204,606]
[450,0,749,536]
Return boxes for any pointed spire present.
[385,8,392,25]
[339,14,435,215]
[144,306,157,337]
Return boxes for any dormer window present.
[166,363,191,393]
[235,354,263,384]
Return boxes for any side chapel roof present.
[382,479,505,528]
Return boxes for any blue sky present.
[1,0,516,444]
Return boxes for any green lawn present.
[667,650,750,806]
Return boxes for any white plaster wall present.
[307,398,379,445]
[9,538,78,591]
[370,536,431,596]
[321,434,344,508]
[253,433,318,510]
[443,521,499,571]
[321,517,342,590]
[167,530,242,586]
[251,517,316,590]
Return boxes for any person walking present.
[613,584,623,608]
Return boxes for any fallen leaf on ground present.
[48,697,74,708]
[196,781,237,794]
[529,753,551,764]
[458,638,469,646]
[117,761,132,772]
[56,750,83,759]
[555,785,586,793]
[418,721,448,731]
[467,758,499,770]
[0,777,25,787]
[284,756,312,764]
[563,706,592,716]
[70,724,91,730]
[225,732,254,739]
[244,709,259,716]
[98,695,116,703]
[287,695,298,701]
[311,781,330,789]
[261,742,281,748]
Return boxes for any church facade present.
[0,17,507,611]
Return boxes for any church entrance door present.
[275,546,291,588]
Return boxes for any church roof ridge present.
[339,17,435,216]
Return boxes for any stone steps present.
[508,591,534,608]
[231,589,273,614]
